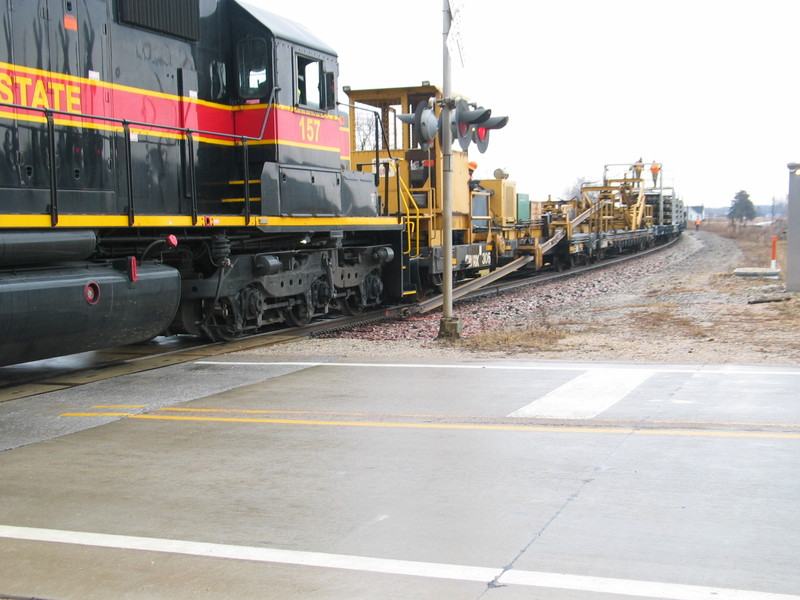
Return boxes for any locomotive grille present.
[118,0,200,41]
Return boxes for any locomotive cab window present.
[237,38,271,99]
[297,56,322,109]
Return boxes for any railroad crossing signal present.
[397,100,438,150]
[399,98,508,153]
[471,113,509,154]
[450,99,490,150]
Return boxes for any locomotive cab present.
[226,3,378,220]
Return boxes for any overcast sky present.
[254,0,799,208]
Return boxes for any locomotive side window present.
[297,56,322,109]
[237,38,271,99]
[210,61,227,101]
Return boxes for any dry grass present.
[702,218,787,271]
[457,324,566,352]
[628,308,706,335]
[567,303,709,339]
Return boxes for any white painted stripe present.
[508,369,654,419]
[0,525,495,583]
[196,360,800,377]
[0,525,796,600]
[500,569,798,599]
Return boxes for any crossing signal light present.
[472,114,508,153]
[399,97,508,153]
[450,99,491,150]
[398,100,439,150]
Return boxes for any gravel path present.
[236,231,800,365]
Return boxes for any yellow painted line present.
[61,412,134,417]
[157,408,800,431]
[649,419,800,429]
[261,216,400,226]
[160,408,374,416]
[0,214,401,228]
[159,407,426,417]
[133,414,636,433]
[54,411,800,439]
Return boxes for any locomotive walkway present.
[1,356,799,599]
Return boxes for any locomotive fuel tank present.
[0,261,181,366]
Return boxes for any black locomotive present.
[0,0,400,365]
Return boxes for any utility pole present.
[438,0,461,339]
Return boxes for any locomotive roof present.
[236,1,337,56]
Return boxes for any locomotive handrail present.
[0,101,269,147]
[45,112,58,226]
[123,122,135,225]
[0,99,274,226]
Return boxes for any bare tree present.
[562,177,594,201]
[354,110,377,152]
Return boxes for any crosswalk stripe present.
[508,369,655,419]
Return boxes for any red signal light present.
[472,115,508,153]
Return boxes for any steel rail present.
[408,233,682,315]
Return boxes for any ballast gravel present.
[235,231,800,366]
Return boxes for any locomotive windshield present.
[237,37,271,99]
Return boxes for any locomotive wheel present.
[201,313,240,342]
[284,297,311,327]
[339,292,365,316]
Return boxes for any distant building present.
[686,205,704,222]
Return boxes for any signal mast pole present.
[438,0,461,339]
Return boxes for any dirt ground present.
[490,229,800,365]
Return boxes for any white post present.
[786,163,800,291]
